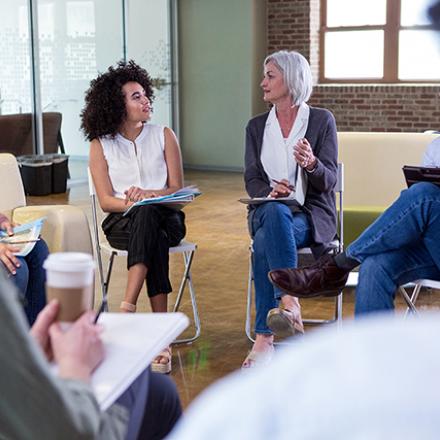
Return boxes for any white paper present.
[51,312,189,410]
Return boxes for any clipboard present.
[403,165,440,188]
[240,164,308,206]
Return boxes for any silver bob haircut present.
[264,50,313,106]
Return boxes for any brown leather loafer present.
[268,254,350,298]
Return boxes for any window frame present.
[319,0,438,83]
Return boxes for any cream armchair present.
[0,153,92,254]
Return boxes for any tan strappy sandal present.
[266,307,304,338]
[120,301,136,313]
[152,347,172,374]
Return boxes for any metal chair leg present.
[335,291,343,329]
[102,251,116,312]
[245,253,256,343]
[173,250,201,345]
[401,284,421,317]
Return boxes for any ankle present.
[254,334,274,349]
[280,297,301,314]
[120,301,136,312]
[334,252,359,271]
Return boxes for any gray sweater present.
[244,106,338,257]
[0,271,129,440]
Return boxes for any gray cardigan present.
[0,271,129,440]
[244,106,338,257]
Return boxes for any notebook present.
[0,218,45,256]
[402,165,440,188]
[51,312,189,410]
[123,186,201,216]
[240,165,307,207]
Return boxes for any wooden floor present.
[28,166,440,408]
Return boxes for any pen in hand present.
[271,179,295,191]
[93,299,107,324]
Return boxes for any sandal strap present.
[153,347,172,364]
[120,301,136,312]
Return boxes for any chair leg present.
[245,253,256,343]
[302,291,343,325]
[172,250,201,345]
[302,248,344,326]
[401,284,421,318]
[335,291,343,329]
[102,251,116,312]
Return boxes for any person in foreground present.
[242,50,338,367]
[82,60,186,373]
[168,313,440,439]
[269,129,440,314]
[0,212,48,325]
[0,270,181,440]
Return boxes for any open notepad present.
[0,218,45,257]
[123,186,201,216]
[52,313,189,410]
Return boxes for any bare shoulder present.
[89,138,105,165]
[164,126,178,141]
[90,138,103,152]
[163,127,180,149]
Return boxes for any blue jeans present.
[251,203,312,334]
[117,368,182,439]
[5,240,49,326]
[346,182,440,315]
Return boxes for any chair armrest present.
[12,205,93,254]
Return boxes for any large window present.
[321,0,440,82]
[0,0,176,160]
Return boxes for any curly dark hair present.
[80,60,155,141]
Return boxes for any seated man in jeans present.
[269,137,440,315]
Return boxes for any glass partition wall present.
[0,0,33,116]
[0,0,176,178]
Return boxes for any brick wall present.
[267,0,440,132]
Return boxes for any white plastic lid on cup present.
[44,252,95,288]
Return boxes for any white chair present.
[346,272,438,317]
[399,279,440,316]
[245,163,345,342]
[87,169,200,344]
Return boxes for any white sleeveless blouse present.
[99,124,168,199]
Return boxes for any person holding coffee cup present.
[0,212,48,325]
[0,269,182,439]
[81,61,186,374]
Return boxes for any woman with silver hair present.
[242,50,338,368]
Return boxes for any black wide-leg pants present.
[102,205,186,297]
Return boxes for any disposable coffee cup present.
[44,252,95,322]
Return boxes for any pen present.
[271,179,295,191]
[93,299,107,324]
[94,283,109,324]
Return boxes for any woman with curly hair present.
[81,60,186,374]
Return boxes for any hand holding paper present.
[123,185,201,216]
[0,218,45,257]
